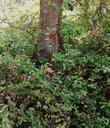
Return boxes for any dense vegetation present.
[0,0,110,128]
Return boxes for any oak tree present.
[38,0,63,60]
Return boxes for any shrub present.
[0,1,110,127]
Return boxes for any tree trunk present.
[38,0,63,59]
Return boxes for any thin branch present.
[0,0,39,30]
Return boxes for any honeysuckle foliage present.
[0,0,110,128]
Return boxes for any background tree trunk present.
[38,0,63,59]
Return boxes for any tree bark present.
[38,0,63,59]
